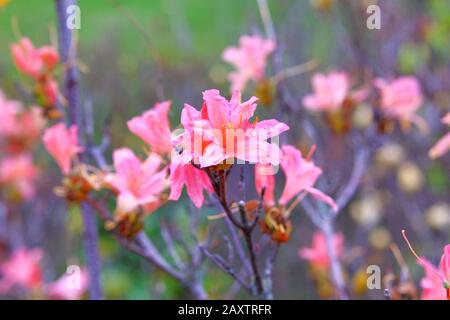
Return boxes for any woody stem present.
[215,169,264,296]
[55,0,103,300]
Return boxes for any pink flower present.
[11,38,59,79]
[46,268,88,300]
[0,154,39,200]
[417,246,449,300]
[222,35,276,91]
[127,101,173,155]
[402,231,449,300]
[42,123,83,174]
[429,112,450,159]
[177,89,289,168]
[11,38,43,79]
[41,78,59,106]
[303,71,367,112]
[0,91,22,137]
[38,46,59,70]
[418,258,447,300]
[256,145,337,211]
[299,231,344,269]
[105,148,168,213]
[374,76,424,127]
[0,248,43,293]
[254,163,276,207]
[168,161,214,208]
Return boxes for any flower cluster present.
[11,38,60,118]
[0,91,44,201]
[0,248,88,299]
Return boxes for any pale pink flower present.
[11,38,43,79]
[222,35,276,91]
[417,246,449,300]
[2,107,46,153]
[127,101,173,155]
[0,154,39,200]
[41,78,59,106]
[42,123,83,174]
[46,268,88,300]
[374,76,425,128]
[37,46,59,70]
[303,71,367,112]
[299,231,344,269]
[429,112,450,159]
[105,148,168,213]
[418,257,447,300]
[177,89,289,168]
[255,145,337,212]
[168,161,214,208]
[0,248,43,293]
[11,38,59,79]
[280,145,337,211]
[0,91,22,137]
[254,163,276,207]
[402,231,449,300]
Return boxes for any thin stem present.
[322,220,348,299]
[213,170,264,296]
[55,0,103,299]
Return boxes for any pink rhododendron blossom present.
[303,71,367,112]
[127,101,173,155]
[176,89,289,168]
[42,123,83,174]
[299,231,344,269]
[168,160,214,208]
[46,268,88,300]
[254,163,276,207]
[255,145,337,212]
[416,245,450,300]
[429,112,450,159]
[0,248,43,293]
[105,148,168,213]
[11,38,59,79]
[0,154,39,200]
[41,78,59,106]
[0,91,22,137]
[374,76,425,128]
[222,35,276,91]
[280,145,337,211]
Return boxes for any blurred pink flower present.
[1,107,45,154]
[0,154,39,200]
[127,101,173,155]
[42,123,83,174]
[280,145,337,211]
[299,231,344,269]
[41,78,59,106]
[11,38,43,79]
[255,145,337,212]
[222,35,276,91]
[303,71,367,112]
[38,46,59,70]
[11,38,59,79]
[105,148,167,213]
[0,91,22,137]
[46,268,88,300]
[374,76,425,128]
[417,245,449,300]
[0,248,43,293]
[403,231,449,300]
[254,163,276,207]
[168,161,214,208]
[177,89,289,168]
[429,112,450,159]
